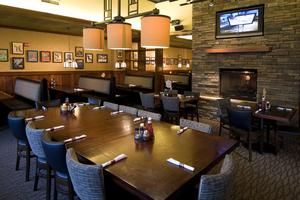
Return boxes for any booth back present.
[14,78,41,102]
[78,76,112,95]
[124,75,154,90]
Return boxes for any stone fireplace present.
[192,0,300,125]
[220,68,257,101]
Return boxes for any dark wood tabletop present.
[253,106,296,124]
[0,91,13,101]
[155,94,199,104]
[10,106,238,200]
[49,85,91,95]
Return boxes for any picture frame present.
[166,58,171,65]
[26,50,38,62]
[132,51,138,60]
[117,51,123,59]
[170,58,174,65]
[53,52,63,63]
[40,51,51,62]
[0,49,8,62]
[11,57,25,69]
[182,59,187,65]
[75,46,84,57]
[133,61,138,69]
[97,54,108,63]
[75,59,84,69]
[11,42,24,55]
[85,53,93,63]
[64,52,73,62]
[174,58,178,65]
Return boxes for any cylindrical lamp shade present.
[141,15,170,49]
[83,28,104,50]
[107,23,132,50]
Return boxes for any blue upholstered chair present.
[8,113,34,182]
[137,109,162,121]
[161,95,181,124]
[139,92,155,110]
[66,148,106,200]
[183,91,200,122]
[26,122,51,200]
[119,105,138,116]
[103,101,119,111]
[180,118,212,135]
[216,98,231,136]
[198,155,234,200]
[227,108,263,162]
[42,132,74,200]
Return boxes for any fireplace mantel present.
[204,46,272,54]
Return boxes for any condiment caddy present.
[134,117,154,142]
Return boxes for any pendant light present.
[83,26,104,50]
[107,0,132,50]
[141,9,170,49]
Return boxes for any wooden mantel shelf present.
[204,46,272,53]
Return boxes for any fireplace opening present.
[219,68,257,101]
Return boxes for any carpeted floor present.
[0,122,299,200]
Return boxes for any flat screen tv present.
[216,5,264,39]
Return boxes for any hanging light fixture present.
[83,26,104,50]
[107,0,132,50]
[141,9,170,49]
[64,27,78,68]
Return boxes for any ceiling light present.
[176,35,192,40]
[107,21,132,50]
[141,14,171,49]
[83,27,105,50]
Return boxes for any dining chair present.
[26,122,51,200]
[103,101,119,111]
[139,92,155,109]
[198,154,234,200]
[8,113,34,182]
[227,107,263,162]
[216,98,231,136]
[161,95,181,124]
[119,105,138,116]
[66,148,105,200]
[180,118,212,135]
[183,91,200,122]
[42,132,74,200]
[137,109,161,121]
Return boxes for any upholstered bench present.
[78,76,115,105]
[1,78,42,110]
[164,74,191,93]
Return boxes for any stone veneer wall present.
[192,0,300,125]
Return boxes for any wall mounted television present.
[216,5,264,39]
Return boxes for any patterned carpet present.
[0,124,299,200]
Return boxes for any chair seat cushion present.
[56,171,68,180]
[38,157,47,164]
[18,139,28,146]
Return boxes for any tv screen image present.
[216,5,264,38]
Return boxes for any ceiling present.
[0,4,191,49]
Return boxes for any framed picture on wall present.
[174,58,178,65]
[182,59,187,65]
[11,42,24,55]
[133,61,138,69]
[166,58,171,65]
[75,59,84,69]
[40,51,51,62]
[64,52,73,62]
[97,54,108,63]
[75,47,84,57]
[117,51,123,59]
[0,49,8,62]
[85,53,93,63]
[53,52,62,63]
[26,50,38,62]
[11,57,25,69]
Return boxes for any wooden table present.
[10,106,238,200]
[0,91,13,101]
[49,86,91,103]
[253,106,297,154]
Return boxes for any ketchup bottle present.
[146,117,154,139]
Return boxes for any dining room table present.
[10,105,238,200]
